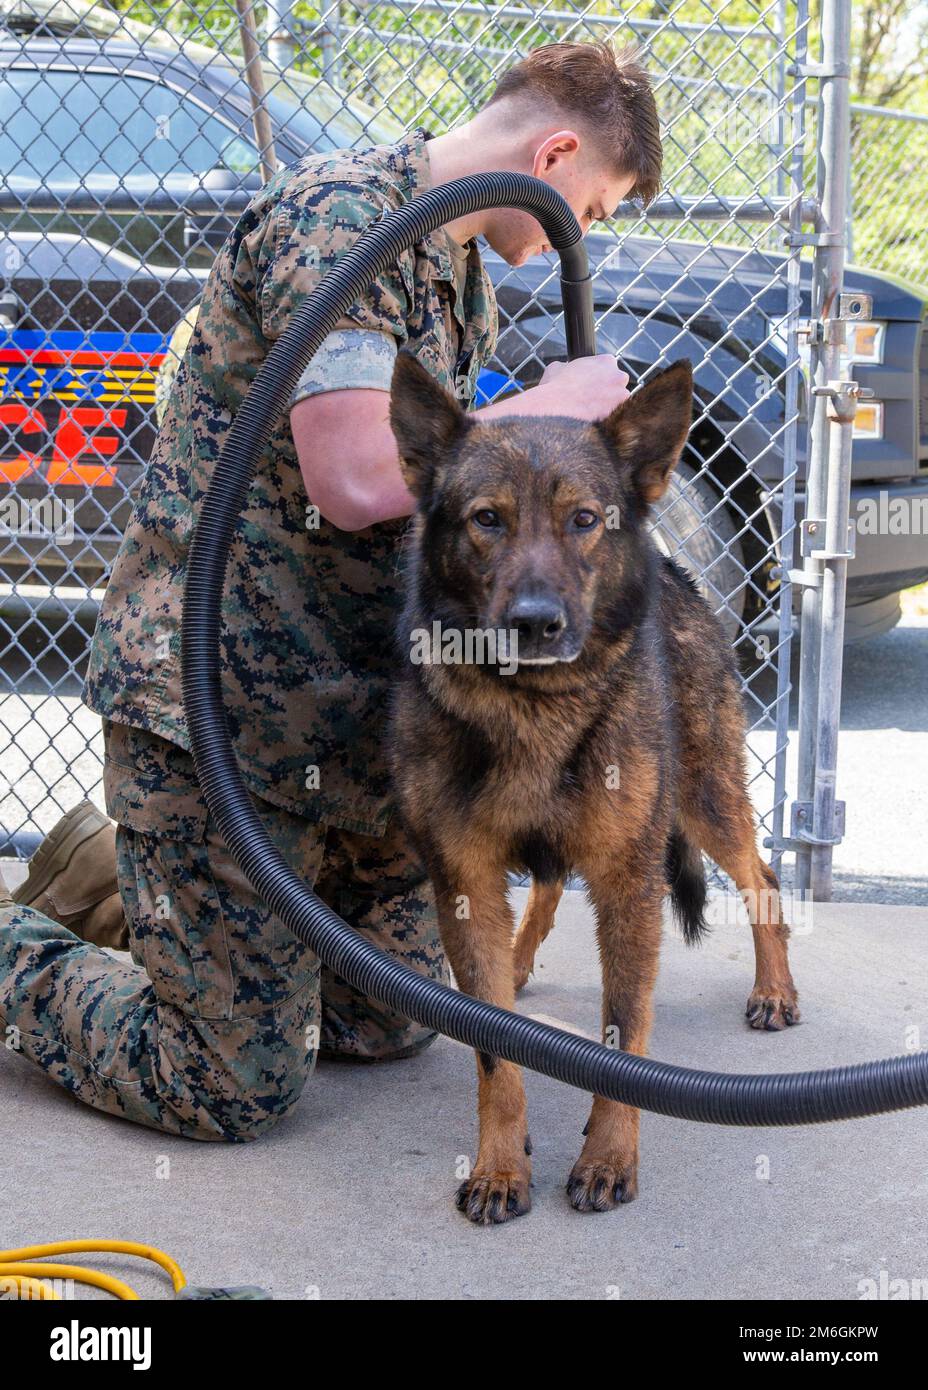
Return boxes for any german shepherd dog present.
[386,351,799,1225]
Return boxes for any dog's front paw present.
[566,1157,638,1213]
[455,1167,531,1224]
[746,986,800,1030]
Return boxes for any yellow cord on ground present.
[0,1240,187,1300]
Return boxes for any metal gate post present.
[769,0,810,880]
[265,0,299,74]
[793,0,859,899]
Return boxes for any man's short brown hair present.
[482,39,663,208]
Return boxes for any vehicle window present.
[0,68,260,181]
[261,69,403,152]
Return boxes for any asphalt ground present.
[2,885,926,1300]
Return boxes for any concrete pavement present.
[2,882,927,1300]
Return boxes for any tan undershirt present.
[445,229,472,305]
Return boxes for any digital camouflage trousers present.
[0,720,446,1141]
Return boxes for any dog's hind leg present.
[682,800,800,1031]
[512,878,563,992]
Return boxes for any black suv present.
[2,3,927,645]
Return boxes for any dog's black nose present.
[507,594,567,648]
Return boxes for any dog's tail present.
[665,827,709,946]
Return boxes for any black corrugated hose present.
[181,172,928,1126]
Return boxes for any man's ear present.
[598,359,694,505]
[389,349,470,499]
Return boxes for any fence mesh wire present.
[0,0,813,871]
[846,102,928,282]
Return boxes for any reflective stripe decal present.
[0,330,167,406]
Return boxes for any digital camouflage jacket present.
[84,125,499,835]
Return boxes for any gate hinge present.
[798,294,875,344]
[800,518,856,561]
[811,379,875,426]
[777,799,845,851]
[786,60,852,79]
[766,800,845,854]
[783,800,850,850]
[837,292,873,321]
[783,230,845,250]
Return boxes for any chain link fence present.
[846,101,928,282]
[0,0,814,874]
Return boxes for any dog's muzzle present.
[504,592,575,664]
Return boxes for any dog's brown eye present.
[472,508,500,529]
[572,509,600,530]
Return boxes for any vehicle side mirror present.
[0,290,22,331]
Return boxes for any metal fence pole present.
[793,0,856,899]
[266,0,298,74]
[769,0,809,880]
[234,0,280,182]
[846,142,854,261]
[319,3,342,88]
[775,0,789,203]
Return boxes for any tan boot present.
[13,800,129,950]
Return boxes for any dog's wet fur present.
[387,351,799,1224]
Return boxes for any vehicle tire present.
[649,458,747,644]
[843,592,902,642]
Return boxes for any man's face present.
[484,133,638,267]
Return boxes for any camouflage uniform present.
[0,126,498,1140]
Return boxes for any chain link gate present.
[845,101,928,280]
[0,0,819,890]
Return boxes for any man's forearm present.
[296,378,597,532]
[352,382,562,526]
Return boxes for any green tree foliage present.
[106,0,928,275]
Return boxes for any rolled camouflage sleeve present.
[251,182,414,348]
[288,327,397,407]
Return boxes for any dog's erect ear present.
[598,359,694,505]
[389,349,470,498]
